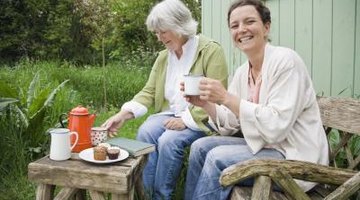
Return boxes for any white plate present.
[79,147,129,164]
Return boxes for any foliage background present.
[0,0,201,65]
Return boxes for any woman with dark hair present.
[183,0,328,199]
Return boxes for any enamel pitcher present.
[59,106,95,152]
[49,128,78,161]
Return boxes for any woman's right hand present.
[198,77,228,105]
[101,110,133,137]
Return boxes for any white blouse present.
[122,36,201,131]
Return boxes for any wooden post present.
[36,184,55,200]
[251,176,271,200]
[270,168,310,200]
[324,171,360,200]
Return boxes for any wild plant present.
[0,71,69,158]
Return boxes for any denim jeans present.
[184,136,285,200]
[136,114,206,200]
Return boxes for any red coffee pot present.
[59,106,95,152]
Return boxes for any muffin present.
[98,142,111,150]
[93,146,107,160]
[107,146,121,160]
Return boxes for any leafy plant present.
[0,71,69,152]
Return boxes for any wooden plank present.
[324,171,360,200]
[271,191,289,200]
[332,0,356,96]
[231,186,289,200]
[251,176,271,200]
[279,0,295,49]
[201,0,212,37]
[88,190,106,200]
[270,169,311,200]
[211,0,222,43]
[54,187,78,200]
[312,0,332,96]
[266,0,280,46]
[112,183,134,200]
[36,184,54,200]
[317,96,360,134]
[231,187,252,200]
[294,0,313,75]
[221,0,234,77]
[135,172,145,200]
[355,0,360,97]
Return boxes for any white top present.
[210,44,329,191]
[122,36,201,131]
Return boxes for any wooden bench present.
[220,96,360,200]
[28,153,147,200]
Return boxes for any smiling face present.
[229,5,270,55]
[155,30,186,53]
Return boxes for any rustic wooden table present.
[28,153,147,200]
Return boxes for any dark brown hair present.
[227,0,271,27]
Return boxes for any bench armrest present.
[219,159,357,187]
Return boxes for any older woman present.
[183,0,329,199]
[102,0,228,199]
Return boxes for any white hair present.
[146,0,198,38]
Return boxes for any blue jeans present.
[136,114,206,200]
[184,136,285,200]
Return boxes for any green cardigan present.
[133,35,228,134]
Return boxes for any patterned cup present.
[90,127,108,146]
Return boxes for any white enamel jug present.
[49,128,79,161]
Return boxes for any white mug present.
[184,74,203,95]
[49,128,79,161]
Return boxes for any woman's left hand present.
[164,117,186,130]
[180,80,210,107]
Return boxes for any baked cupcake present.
[98,143,111,150]
[107,146,121,160]
[93,146,107,160]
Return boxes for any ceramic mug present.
[91,127,108,146]
[49,128,78,161]
[184,74,203,96]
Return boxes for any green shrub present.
[0,0,201,65]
